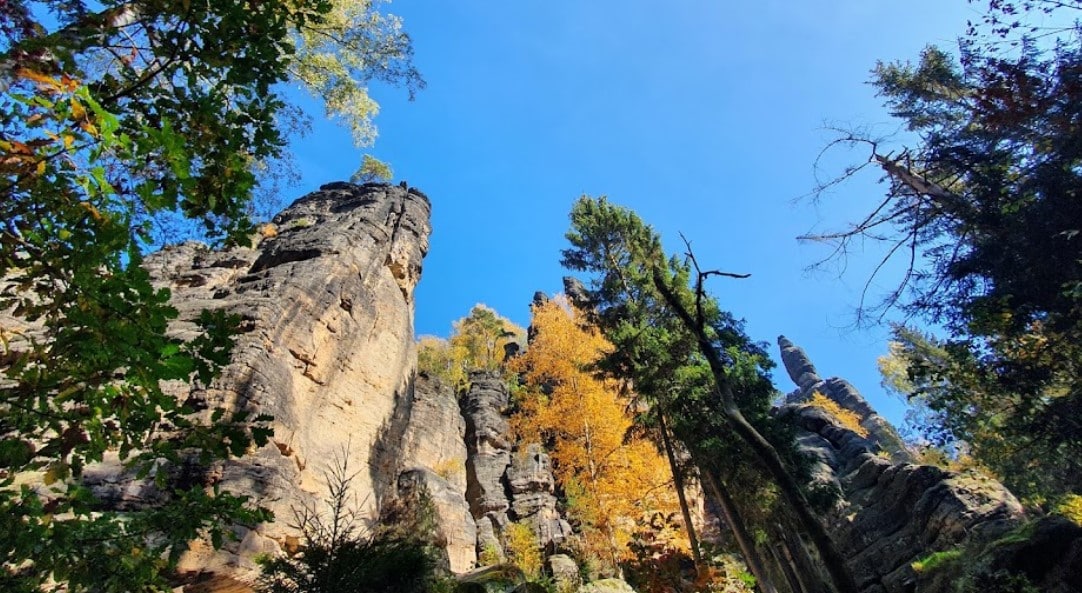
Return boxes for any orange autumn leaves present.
[510,296,684,571]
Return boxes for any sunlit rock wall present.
[775,336,1028,593]
[142,182,431,579]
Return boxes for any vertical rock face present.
[776,337,1028,593]
[395,374,476,573]
[141,183,432,578]
[507,443,573,548]
[462,372,514,558]
[136,192,577,583]
[461,372,571,561]
[397,467,476,574]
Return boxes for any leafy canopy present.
[510,296,682,575]
[0,0,419,590]
[809,1,1082,503]
[418,304,525,391]
[562,195,859,593]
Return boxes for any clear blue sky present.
[285,1,982,428]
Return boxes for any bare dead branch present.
[678,234,750,327]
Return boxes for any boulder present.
[547,554,582,591]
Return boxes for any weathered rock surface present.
[462,371,514,558]
[372,371,478,573]
[398,468,477,573]
[776,337,1045,593]
[547,554,582,591]
[140,183,432,579]
[507,443,573,548]
[400,374,470,494]
[460,372,572,562]
[778,335,911,463]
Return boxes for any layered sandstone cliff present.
[776,336,1081,593]
[139,183,569,583]
[140,182,432,578]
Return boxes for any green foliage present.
[0,1,419,589]
[910,549,962,574]
[418,305,524,391]
[352,154,394,183]
[1053,494,1082,525]
[478,543,503,567]
[886,323,1080,502]
[908,522,1046,593]
[811,4,1082,503]
[417,335,470,391]
[289,1,423,157]
[562,196,850,593]
[257,452,445,593]
[451,304,525,373]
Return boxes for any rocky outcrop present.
[507,443,573,548]
[463,372,515,559]
[778,336,910,464]
[394,374,476,572]
[776,337,1035,593]
[138,183,432,579]
[461,372,572,561]
[547,554,583,591]
[398,468,476,573]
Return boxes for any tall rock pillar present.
[142,182,431,578]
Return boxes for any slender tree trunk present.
[700,468,779,593]
[653,272,859,593]
[771,542,807,593]
[778,524,829,593]
[657,409,704,573]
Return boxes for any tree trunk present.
[657,409,704,573]
[653,272,859,593]
[771,542,806,593]
[778,523,830,593]
[700,468,779,593]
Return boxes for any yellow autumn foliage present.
[1055,494,1082,525]
[504,522,543,580]
[416,335,469,390]
[808,392,869,438]
[417,304,525,391]
[511,296,683,573]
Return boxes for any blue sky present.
[285,1,983,427]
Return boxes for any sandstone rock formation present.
[547,554,583,591]
[461,371,571,561]
[773,337,1082,593]
[141,182,432,579]
[778,336,910,464]
[507,443,573,548]
[394,374,476,573]
[146,182,569,579]
[398,467,476,573]
[462,372,515,559]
